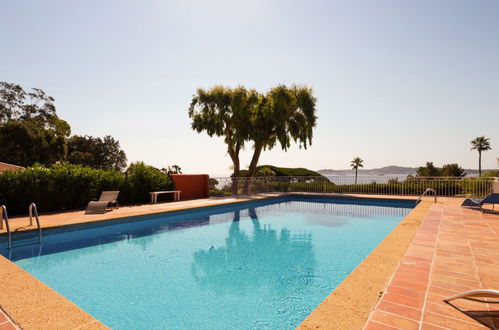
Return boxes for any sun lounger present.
[444,289,499,304]
[85,191,120,215]
[461,193,499,211]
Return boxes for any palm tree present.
[470,136,491,176]
[350,157,364,185]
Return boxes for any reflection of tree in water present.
[191,208,317,296]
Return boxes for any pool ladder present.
[1,203,42,250]
[418,188,437,203]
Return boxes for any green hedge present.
[0,162,173,215]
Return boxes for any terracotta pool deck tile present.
[422,312,485,330]
[411,240,436,248]
[396,263,431,274]
[404,246,435,261]
[473,251,499,261]
[393,269,429,284]
[393,272,430,284]
[363,321,399,330]
[376,300,422,320]
[0,323,18,330]
[426,292,487,312]
[386,284,426,300]
[0,310,18,330]
[425,285,472,300]
[480,279,499,290]
[476,271,498,282]
[383,292,425,309]
[370,310,420,330]
[430,273,482,287]
[424,301,483,322]
[431,264,477,276]
[420,322,447,330]
[429,282,481,294]
[475,264,499,275]
[389,279,428,293]
[365,202,499,329]
[401,256,433,269]
[432,267,479,280]
[432,263,477,275]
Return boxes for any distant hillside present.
[318,166,492,176]
[318,166,417,175]
[239,165,324,177]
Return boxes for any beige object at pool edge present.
[85,191,120,215]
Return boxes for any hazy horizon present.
[1,0,498,177]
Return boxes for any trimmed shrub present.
[121,162,173,204]
[0,162,173,214]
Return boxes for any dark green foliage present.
[0,82,127,170]
[208,178,219,187]
[188,85,317,179]
[470,136,491,176]
[238,165,323,178]
[0,82,70,136]
[483,170,499,177]
[416,162,440,177]
[0,121,67,166]
[122,162,173,204]
[161,165,182,175]
[189,86,258,177]
[388,177,399,184]
[209,188,232,197]
[440,163,466,177]
[67,135,127,171]
[0,82,70,166]
[350,157,364,184]
[0,162,172,214]
[246,85,317,178]
[416,162,467,177]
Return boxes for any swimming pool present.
[0,196,415,329]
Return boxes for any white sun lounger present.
[444,289,499,304]
[461,193,499,212]
[85,191,120,215]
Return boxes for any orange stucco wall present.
[170,174,209,200]
[0,162,24,173]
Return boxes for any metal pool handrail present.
[418,188,437,203]
[29,203,42,244]
[0,205,12,249]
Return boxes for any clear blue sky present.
[1,0,498,176]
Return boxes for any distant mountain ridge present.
[318,166,488,176]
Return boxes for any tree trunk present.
[478,151,482,177]
[231,158,240,195]
[244,143,264,194]
[228,146,240,195]
[355,168,358,185]
[248,208,261,232]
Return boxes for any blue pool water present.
[0,196,415,329]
